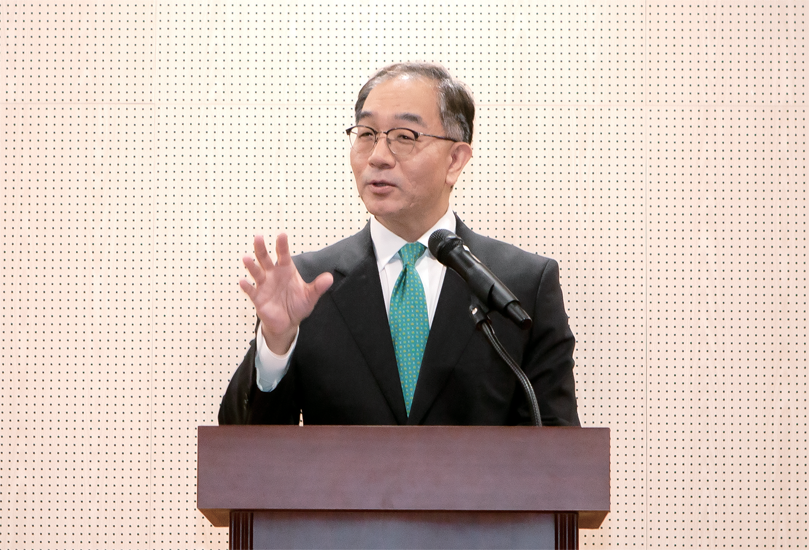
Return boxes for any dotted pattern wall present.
[2,1,806,548]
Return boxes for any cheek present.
[413,153,445,183]
[410,165,443,194]
[349,154,363,180]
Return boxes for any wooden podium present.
[198,426,609,550]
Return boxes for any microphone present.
[428,229,532,330]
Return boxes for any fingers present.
[238,277,257,300]
[242,255,265,286]
[274,233,292,266]
[253,234,272,269]
[250,233,290,270]
[239,233,332,322]
[245,233,280,283]
[240,233,296,308]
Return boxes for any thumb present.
[309,272,334,301]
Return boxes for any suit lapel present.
[328,227,408,425]
[407,219,479,424]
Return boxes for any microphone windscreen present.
[428,229,462,262]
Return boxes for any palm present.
[240,234,333,353]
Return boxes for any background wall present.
[2,0,806,547]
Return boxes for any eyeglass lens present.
[348,128,417,156]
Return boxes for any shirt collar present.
[370,209,458,272]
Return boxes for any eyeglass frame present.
[345,125,459,156]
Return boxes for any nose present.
[367,132,396,167]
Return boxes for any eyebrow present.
[357,111,426,127]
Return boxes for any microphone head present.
[428,229,463,263]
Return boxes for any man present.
[218,62,579,426]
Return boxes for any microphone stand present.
[469,304,542,427]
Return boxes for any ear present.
[444,142,473,188]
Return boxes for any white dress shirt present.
[253,209,457,392]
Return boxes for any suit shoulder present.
[292,227,371,281]
[464,229,557,272]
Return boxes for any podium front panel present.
[252,510,555,550]
[198,425,610,529]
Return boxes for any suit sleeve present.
[218,320,301,425]
[521,259,580,426]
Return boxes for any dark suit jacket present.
[219,218,579,426]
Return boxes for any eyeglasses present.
[345,125,458,157]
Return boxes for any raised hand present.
[240,233,334,354]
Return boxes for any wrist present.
[261,325,297,355]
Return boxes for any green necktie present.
[389,242,430,416]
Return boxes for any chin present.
[361,198,399,217]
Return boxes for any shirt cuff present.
[254,321,298,392]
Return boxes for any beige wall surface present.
[2,1,806,548]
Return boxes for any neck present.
[375,211,449,243]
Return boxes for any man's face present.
[350,75,472,242]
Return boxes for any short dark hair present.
[354,62,475,145]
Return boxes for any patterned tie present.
[389,242,430,416]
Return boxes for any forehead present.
[358,75,441,126]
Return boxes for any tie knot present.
[398,242,426,267]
